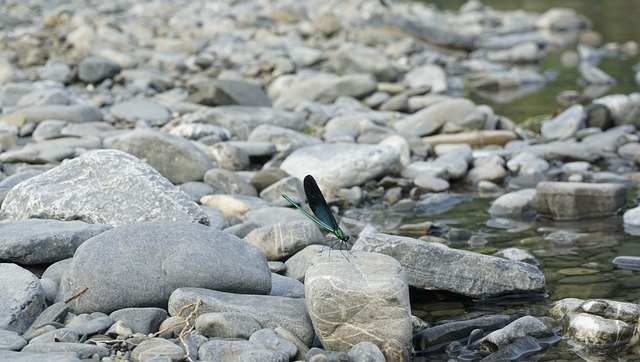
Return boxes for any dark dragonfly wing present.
[303,175,340,230]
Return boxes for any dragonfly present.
[282,175,350,245]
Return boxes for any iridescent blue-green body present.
[281,175,349,243]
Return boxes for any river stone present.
[541,104,585,141]
[187,79,272,107]
[283,244,325,282]
[0,82,33,107]
[280,143,399,191]
[244,221,325,261]
[352,233,546,298]
[0,329,26,350]
[104,128,214,184]
[405,64,447,93]
[270,273,305,298]
[0,150,208,227]
[109,307,168,335]
[28,328,79,344]
[532,181,627,220]
[168,287,313,345]
[0,351,80,362]
[56,221,270,314]
[394,98,476,136]
[305,251,412,361]
[195,312,262,339]
[271,72,377,110]
[206,142,250,171]
[247,124,322,150]
[477,316,554,350]
[413,315,511,352]
[198,339,289,362]
[488,189,537,218]
[22,342,109,359]
[77,55,121,83]
[348,341,386,362]
[110,100,171,126]
[0,169,42,206]
[249,328,298,359]
[8,104,103,124]
[329,43,398,82]
[203,168,257,196]
[17,88,71,107]
[131,338,185,362]
[200,194,268,219]
[0,264,46,334]
[0,219,110,264]
[195,106,306,140]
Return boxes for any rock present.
[110,100,171,126]
[532,181,627,220]
[0,219,110,264]
[17,88,71,108]
[541,104,585,141]
[413,315,511,352]
[270,273,305,298]
[618,93,640,127]
[488,189,537,218]
[329,43,398,82]
[585,103,613,130]
[169,288,313,345]
[0,329,27,350]
[66,315,114,335]
[32,120,68,141]
[0,150,208,227]
[249,328,298,359]
[280,143,400,190]
[104,129,214,184]
[579,63,616,85]
[250,167,291,193]
[24,302,69,334]
[272,73,377,110]
[466,155,506,184]
[187,79,272,107]
[131,338,185,362]
[21,343,109,359]
[313,11,342,36]
[28,328,79,344]
[109,307,168,335]
[305,252,412,361]
[0,169,41,206]
[0,263,46,334]
[348,341,386,362]
[0,82,34,107]
[395,98,477,136]
[0,351,80,362]
[283,244,325,282]
[413,174,450,193]
[195,312,261,339]
[550,298,638,347]
[198,339,289,362]
[77,55,121,83]
[536,8,591,31]
[194,106,306,140]
[352,233,546,298]
[206,143,250,171]
[244,221,325,261]
[7,105,103,124]
[404,64,447,93]
[203,168,257,196]
[477,316,554,350]
[247,124,321,150]
[56,221,270,314]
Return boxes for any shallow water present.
[424,0,640,123]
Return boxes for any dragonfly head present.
[335,229,349,243]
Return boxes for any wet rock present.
[0,219,109,264]
[104,128,214,184]
[169,287,313,345]
[579,62,616,85]
[56,221,270,314]
[532,181,627,220]
[477,316,554,351]
[488,189,537,218]
[413,315,511,352]
[0,263,46,334]
[352,233,545,298]
[550,298,638,347]
[0,150,208,226]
